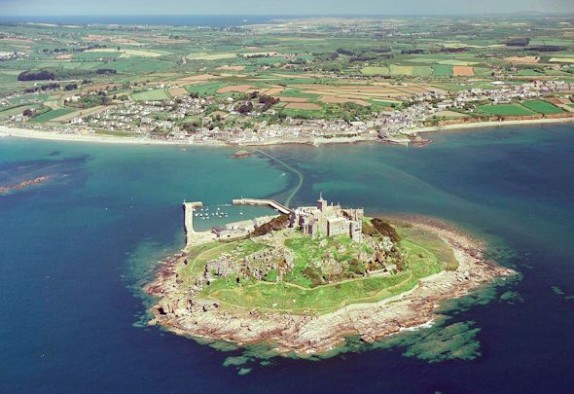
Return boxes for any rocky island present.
[146,195,514,356]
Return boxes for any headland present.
[145,195,514,356]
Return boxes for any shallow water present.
[1,124,573,393]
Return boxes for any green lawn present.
[521,100,564,115]
[478,104,536,117]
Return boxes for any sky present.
[1,0,573,16]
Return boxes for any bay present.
[1,124,573,393]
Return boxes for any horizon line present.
[1,12,573,18]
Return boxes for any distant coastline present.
[1,116,573,148]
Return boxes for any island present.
[145,195,514,356]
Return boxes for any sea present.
[0,15,296,26]
[1,124,573,393]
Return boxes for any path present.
[254,149,303,208]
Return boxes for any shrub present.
[371,218,401,243]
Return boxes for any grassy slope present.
[180,222,455,315]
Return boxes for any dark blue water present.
[1,124,573,393]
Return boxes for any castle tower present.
[317,192,326,212]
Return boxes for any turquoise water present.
[1,124,573,392]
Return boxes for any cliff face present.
[146,220,514,356]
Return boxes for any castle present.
[291,194,364,243]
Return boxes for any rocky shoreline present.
[0,176,50,195]
[145,218,515,356]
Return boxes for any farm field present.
[432,64,454,77]
[131,89,171,101]
[549,57,574,63]
[187,52,238,61]
[478,104,536,117]
[516,69,545,77]
[452,66,474,76]
[406,57,479,66]
[285,102,322,110]
[521,100,564,115]
[30,108,75,122]
[0,15,572,128]
[361,66,389,76]
[0,104,38,119]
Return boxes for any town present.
[3,77,573,146]
[0,16,573,146]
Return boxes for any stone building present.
[291,194,363,242]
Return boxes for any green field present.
[74,51,123,61]
[106,59,173,73]
[279,89,320,99]
[521,100,564,115]
[478,104,536,116]
[407,57,478,66]
[0,15,573,130]
[360,66,389,76]
[432,64,454,77]
[516,69,545,76]
[131,88,171,101]
[30,108,74,122]
[280,107,324,119]
[0,104,37,119]
[186,81,229,96]
[389,64,433,77]
[361,64,433,77]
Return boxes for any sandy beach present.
[403,116,574,136]
[145,217,515,356]
[0,125,229,146]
